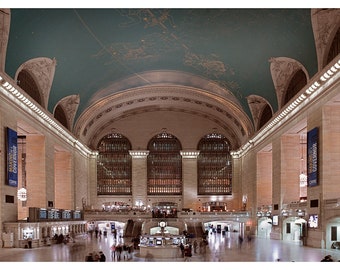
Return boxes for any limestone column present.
[322,105,340,200]
[129,150,149,209]
[257,151,272,208]
[281,134,300,203]
[54,151,72,209]
[180,150,200,210]
[26,135,46,208]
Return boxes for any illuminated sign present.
[28,207,84,222]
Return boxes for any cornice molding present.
[0,72,94,157]
[232,57,340,158]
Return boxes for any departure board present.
[73,211,82,219]
[29,207,83,222]
[39,209,47,219]
[62,210,72,219]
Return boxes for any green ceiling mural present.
[5,8,317,119]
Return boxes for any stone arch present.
[53,94,80,131]
[0,9,10,72]
[283,69,308,106]
[14,57,56,109]
[311,8,340,71]
[246,95,273,132]
[74,71,254,150]
[16,69,42,105]
[269,57,309,110]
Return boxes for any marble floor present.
[0,232,339,268]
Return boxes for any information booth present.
[139,235,186,258]
[139,221,186,258]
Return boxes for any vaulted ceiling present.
[4,8,320,148]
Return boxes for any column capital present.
[129,150,149,159]
[180,150,200,159]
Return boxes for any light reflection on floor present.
[0,231,339,263]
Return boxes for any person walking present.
[27,237,32,248]
[179,242,185,258]
[85,252,94,262]
[193,239,198,253]
[321,255,333,262]
[116,244,122,261]
[110,244,116,261]
[238,235,244,249]
[99,251,106,262]
[184,244,192,262]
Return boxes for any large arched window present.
[282,69,307,107]
[258,104,273,130]
[326,28,340,67]
[54,104,68,129]
[197,133,232,195]
[97,133,132,195]
[147,131,182,195]
[17,70,42,105]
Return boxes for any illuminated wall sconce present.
[281,210,289,216]
[296,209,305,216]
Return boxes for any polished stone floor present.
[0,231,339,267]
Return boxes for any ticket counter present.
[3,221,87,248]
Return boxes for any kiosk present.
[139,221,186,259]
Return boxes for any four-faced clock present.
[159,221,166,227]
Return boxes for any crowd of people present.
[85,251,106,262]
[320,255,335,262]
[178,238,209,261]
[110,243,134,261]
[52,233,74,244]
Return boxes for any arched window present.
[17,70,42,105]
[54,104,68,129]
[147,131,182,195]
[197,133,232,195]
[326,28,340,66]
[97,133,132,195]
[283,69,307,106]
[258,104,273,130]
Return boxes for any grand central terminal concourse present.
[0,7,340,266]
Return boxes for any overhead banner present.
[6,127,18,187]
[307,127,318,187]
